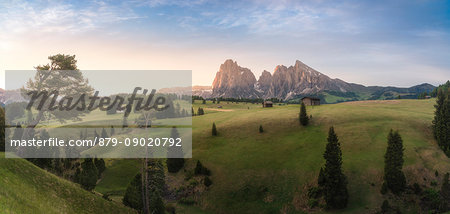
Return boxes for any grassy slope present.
[188,99,450,213]
[0,153,136,214]
[95,159,141,201]
[77,99,449,213]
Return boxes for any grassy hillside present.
[185,99,450,213]
[24,99,447,213]
[95,159,141,202]
[0,153,136,214]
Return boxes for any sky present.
[0,0,449,89]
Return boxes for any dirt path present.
[204,108,234,112]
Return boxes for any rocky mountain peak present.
[211,59,259,98]
[209,59,432,101]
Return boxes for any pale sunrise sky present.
[1,0,449,89]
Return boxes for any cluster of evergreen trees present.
[431,81,450,97]
[418,92,430,99]
[311,127,411,210]
[123,159,166,214]
[433,87,450,156]
[75,158,106,191]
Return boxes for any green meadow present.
[96,99,449,213]
[2,98,448,213]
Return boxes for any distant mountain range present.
[205,59,435,103]
[0,89,27,105]
[1,61,436,105]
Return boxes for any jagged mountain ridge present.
[211,59,435,101]
[211,59,260,98]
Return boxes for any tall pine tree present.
[124,160,166,213]
[322,127,348,209]
[383,130,406,194]
[166,127,185,173]
[300,102,309,126]
[433,88,450,155]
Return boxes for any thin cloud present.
[0,0,143,35]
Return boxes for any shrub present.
[212,122,217,136]
[194,160,211,176]
[413,183,422,195]
[421,188,441,212]
[381,182,388,195]
[307,187,321,199]
[308,199,319,208]
[165,204,176,214]
[381,200,390,213]
[204,176,212,187]
[179,197,196,205]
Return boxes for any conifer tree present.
[122,116,128,129]
[79,158,98,190]
[383,130,406,194]
[322,127,348,209]
[318,167,326,187]
[123,173,143,210]
[124,160,166,213]
[202,99,206,104]
[94,130,99,139]
[0,107,5,152]
[11,123,23,141]
[197,107,204,115]
[147,159,165,213]
[166,127,185,173]
[194,160,211,176]
[149,192,165,214]
[94,158,106,177]
[433,88,445,149]
[212,122,217,136]
[204,176,212,187]
[300,102,309,126]
[101,128,108,138]
[259,125,264,133]
[441,173,450,210]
